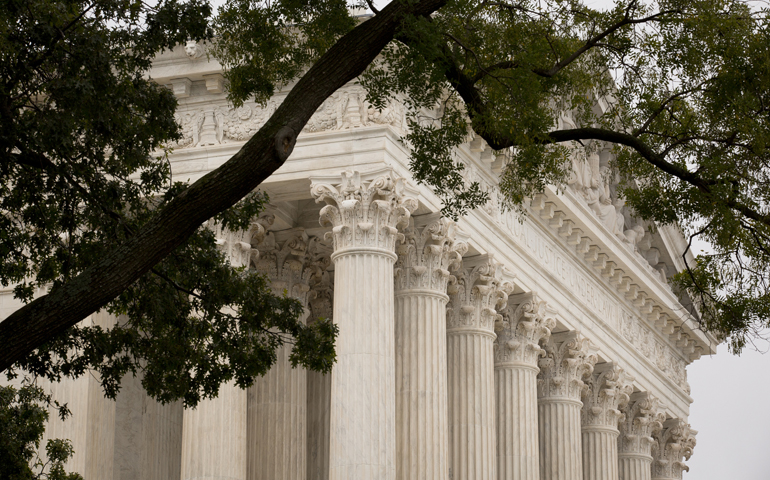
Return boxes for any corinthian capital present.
[253,228,327,308]
[310,169,419,255]
[494,292,556,368]
[446,255,515,334]
[582,362,634,428]
[537,331,598,400]
[209,214,274,268]
[394,215,468,293]
[652,418,697,480]
[619,392,667,456]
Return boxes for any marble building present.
[0,41,709,480]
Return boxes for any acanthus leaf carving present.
[446,255,515,334]
[537,331,598,400]
[310,169,419,255]
[652,418,697,480]
[208,214,274,269]
[581,362,635,429]
[394,216,468,293]
[252,228,327,310]
[618,392,667,457]
[493,292,556,367]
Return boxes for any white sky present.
[687,340,770,479]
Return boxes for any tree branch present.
[543,127,770,229]
[533,9,681,78]
[0,0,448,373]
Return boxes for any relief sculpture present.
[170,86,408,149]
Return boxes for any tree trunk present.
[0,0,447,373]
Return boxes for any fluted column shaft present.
[619,455,652,480]
[181,383,247,480]
[394,215,464,480]
[448,329,497,480]
[537,332,597,480]
[581,363,633,480]
[395,291,449,480]
[311,170,418,480]
[495,365,539,480]
[307,269,334,480]
[181,219,273,480]
[494,293,555,480]
[582,427,619,480]
[538,398,583,480]
[248,228,324,480]
[307,370,331,480]
[330,250,397,479]
[446,255,514,480]
[248,342,307,480]
[141,397,184,480]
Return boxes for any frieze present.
[169,85,408,149]
[501,213,619,325]
[620,309,689,393]
[467,166,691,393]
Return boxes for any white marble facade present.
[0,43,712,480]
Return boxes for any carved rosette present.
[582,362,634,428]
[652,419,697,480]
[394,216,468,294]
[494,292,556,368]
[310,170,418,257]
[537,331,598,400]
[209,214,274,268]
[253,229,328,309]
[446,255,515,334]
[619,392,667,456]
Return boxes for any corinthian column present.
[618,392,666,480]
[494,293,555,480]
[651,419,697,480]
[446,255,514,480]
[582,363,634,480]
[182,217,270,480]
[311,169,418,480]
[394,215,467,480]
[248,229,326,480]
[537,331,598,480]
[307,257,334,480]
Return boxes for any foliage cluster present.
[0,381,81,480]
[1,0,337,413]
[4,0,770,474]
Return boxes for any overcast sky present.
[687,341,770,479]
